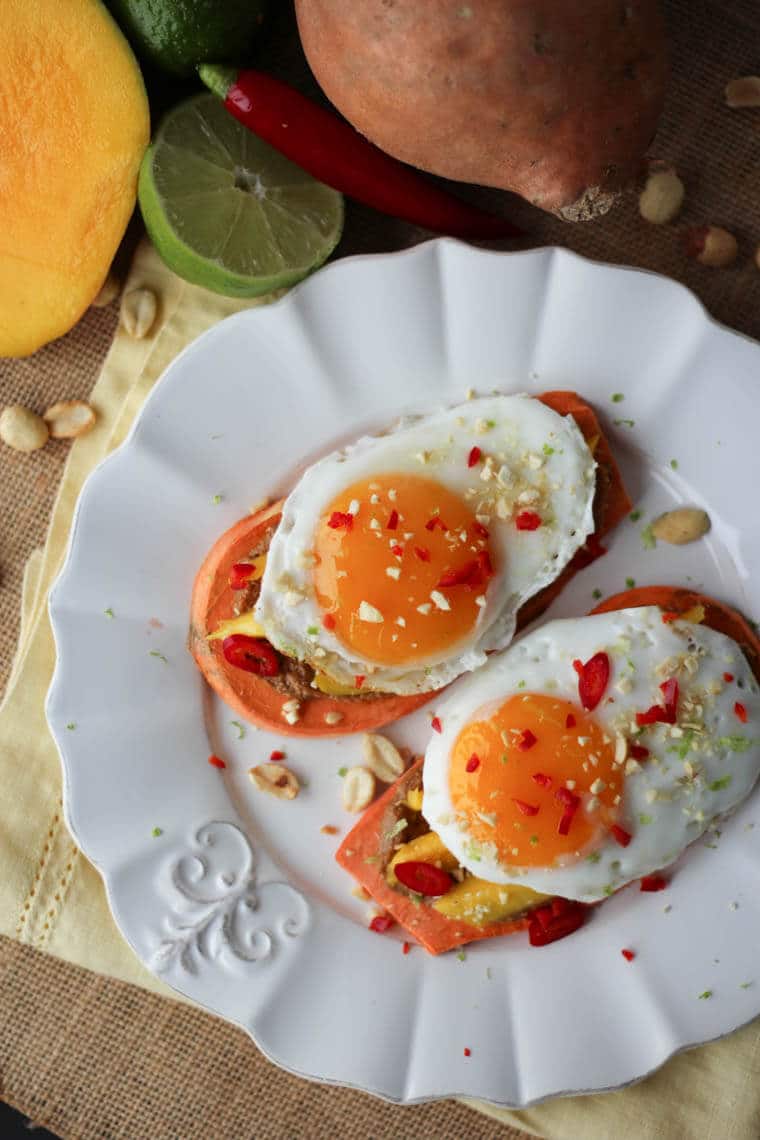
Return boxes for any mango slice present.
[433,878,548,928]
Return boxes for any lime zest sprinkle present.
[614,418,636,428]
[641,524,656,550]
[307,625,319,636]
[529,834,539,846]
[717,735,751,753]
[103,607,115,619]
[456,950,467,962]
[151,826,163,838]
[230,720,245,740]
[66,722,76,731]
[709,774,732,791]
[603,884,615,896]
[611,393,624,403]
[629,509,642,522]
[338,767,348,778]
[149,650,168,663]
[542,443,555,456]
[740,981,753,989]
[212,493,223,504]
[698,989,713,1000]
[586,852,601,863]
[517,679,526,689]
[639,813,653,825]
[670,459,678,470]
[626,577,636,589]
[592,588,603,600]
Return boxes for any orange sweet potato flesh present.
[0,0,150,356]
[338,587,760,954]
[189,393,630,736]
[295,0,668,220]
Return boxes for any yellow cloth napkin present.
[3,240,760,1140]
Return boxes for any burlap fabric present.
[2,1,760,1137]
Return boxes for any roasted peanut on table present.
[0,405,49,453]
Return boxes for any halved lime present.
[138,94,344,297]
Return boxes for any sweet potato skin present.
[295,0,668,220]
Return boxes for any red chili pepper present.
[394,860,453,897]
[516,729,537,751]
[661,611,680,624]
[565,713,577,729]
[573,652,610,711]
[636,678,679,726]
[621,948,636,961]
[200,66,522,240]
[327,511,353,530]
[640,874,668,892]
[467,446,482,468]
[463,1047,472,1057]
[472,521,490,539]
[391,543,404,557]
[610,824,632,848]
[569,532,607,571]
[512,798,540,816]
[532,772,552,788]
[551,897,574,917]
[208,754,226,769]
[630,744,650,760]
[431,716,442,733]
[354,675,365,689]
[270,750,285,761]
[322,613,336,631]
[515,510,542,531]
[402,941,411,956]
[387,509,399,530]
[414,546,430,562]
[735,701,748,723]
[528,901,586,947]
[425,515,448,532]
[723,672,734,683]
[555,787,580,836]
[229,562,255,590]
[436,551,492,589]
[222,635,279,676]
[466,753,480,773]
[369,915,394,933]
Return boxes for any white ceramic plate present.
[48,243,760,1107]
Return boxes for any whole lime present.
[107,0,268,78]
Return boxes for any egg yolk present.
[449,693,624,868]
[312,474,494,665]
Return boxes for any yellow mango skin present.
[0,0,150,356]
[387,830,459,883]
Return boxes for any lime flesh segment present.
[138,94,344,297]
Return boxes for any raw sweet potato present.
[295,0,668,221]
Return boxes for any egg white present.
[423,606,760,901]
[255,394,596,694]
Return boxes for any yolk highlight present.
[312,473,493,665]
[449,693,623,868]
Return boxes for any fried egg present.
[254,394,596,694]
[423,606,760,901]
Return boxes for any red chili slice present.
[735,701,748,723]
[391,543,404,557]
[354,675,365,689]
[528,901,586,947]
[555,787,580,836]
[431,716,442,733]
[661,611,680,624]
[228,562,255,590]
[515,510,542,531]
[208,754,226,769]
[222,635,279,676]
[621,948,636,961]
[610,824,632,848]
[322,613,336,631]
[512,798,539,816]
[565,713,577,728]
[394,860,453,897]
[402,941,411,955]
[387,509,399,530]
[472,521,490,539]
[573,652,610,711]
[723,672,734,683]
[425,515,448,532]
[630,744,650,760]
[636,678,679,726]
[568,532,607,571]
[270,749,285,761]
[463,1047,472,1057]
[466,753,480,773]
[327,511,353,530]
[414,546,430,562]
[467,446,482,468]
[369,915,394,933]
[516,729,537,751]
[532,772,552,788]
[436,550,493,589]
[640,874,668,892]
